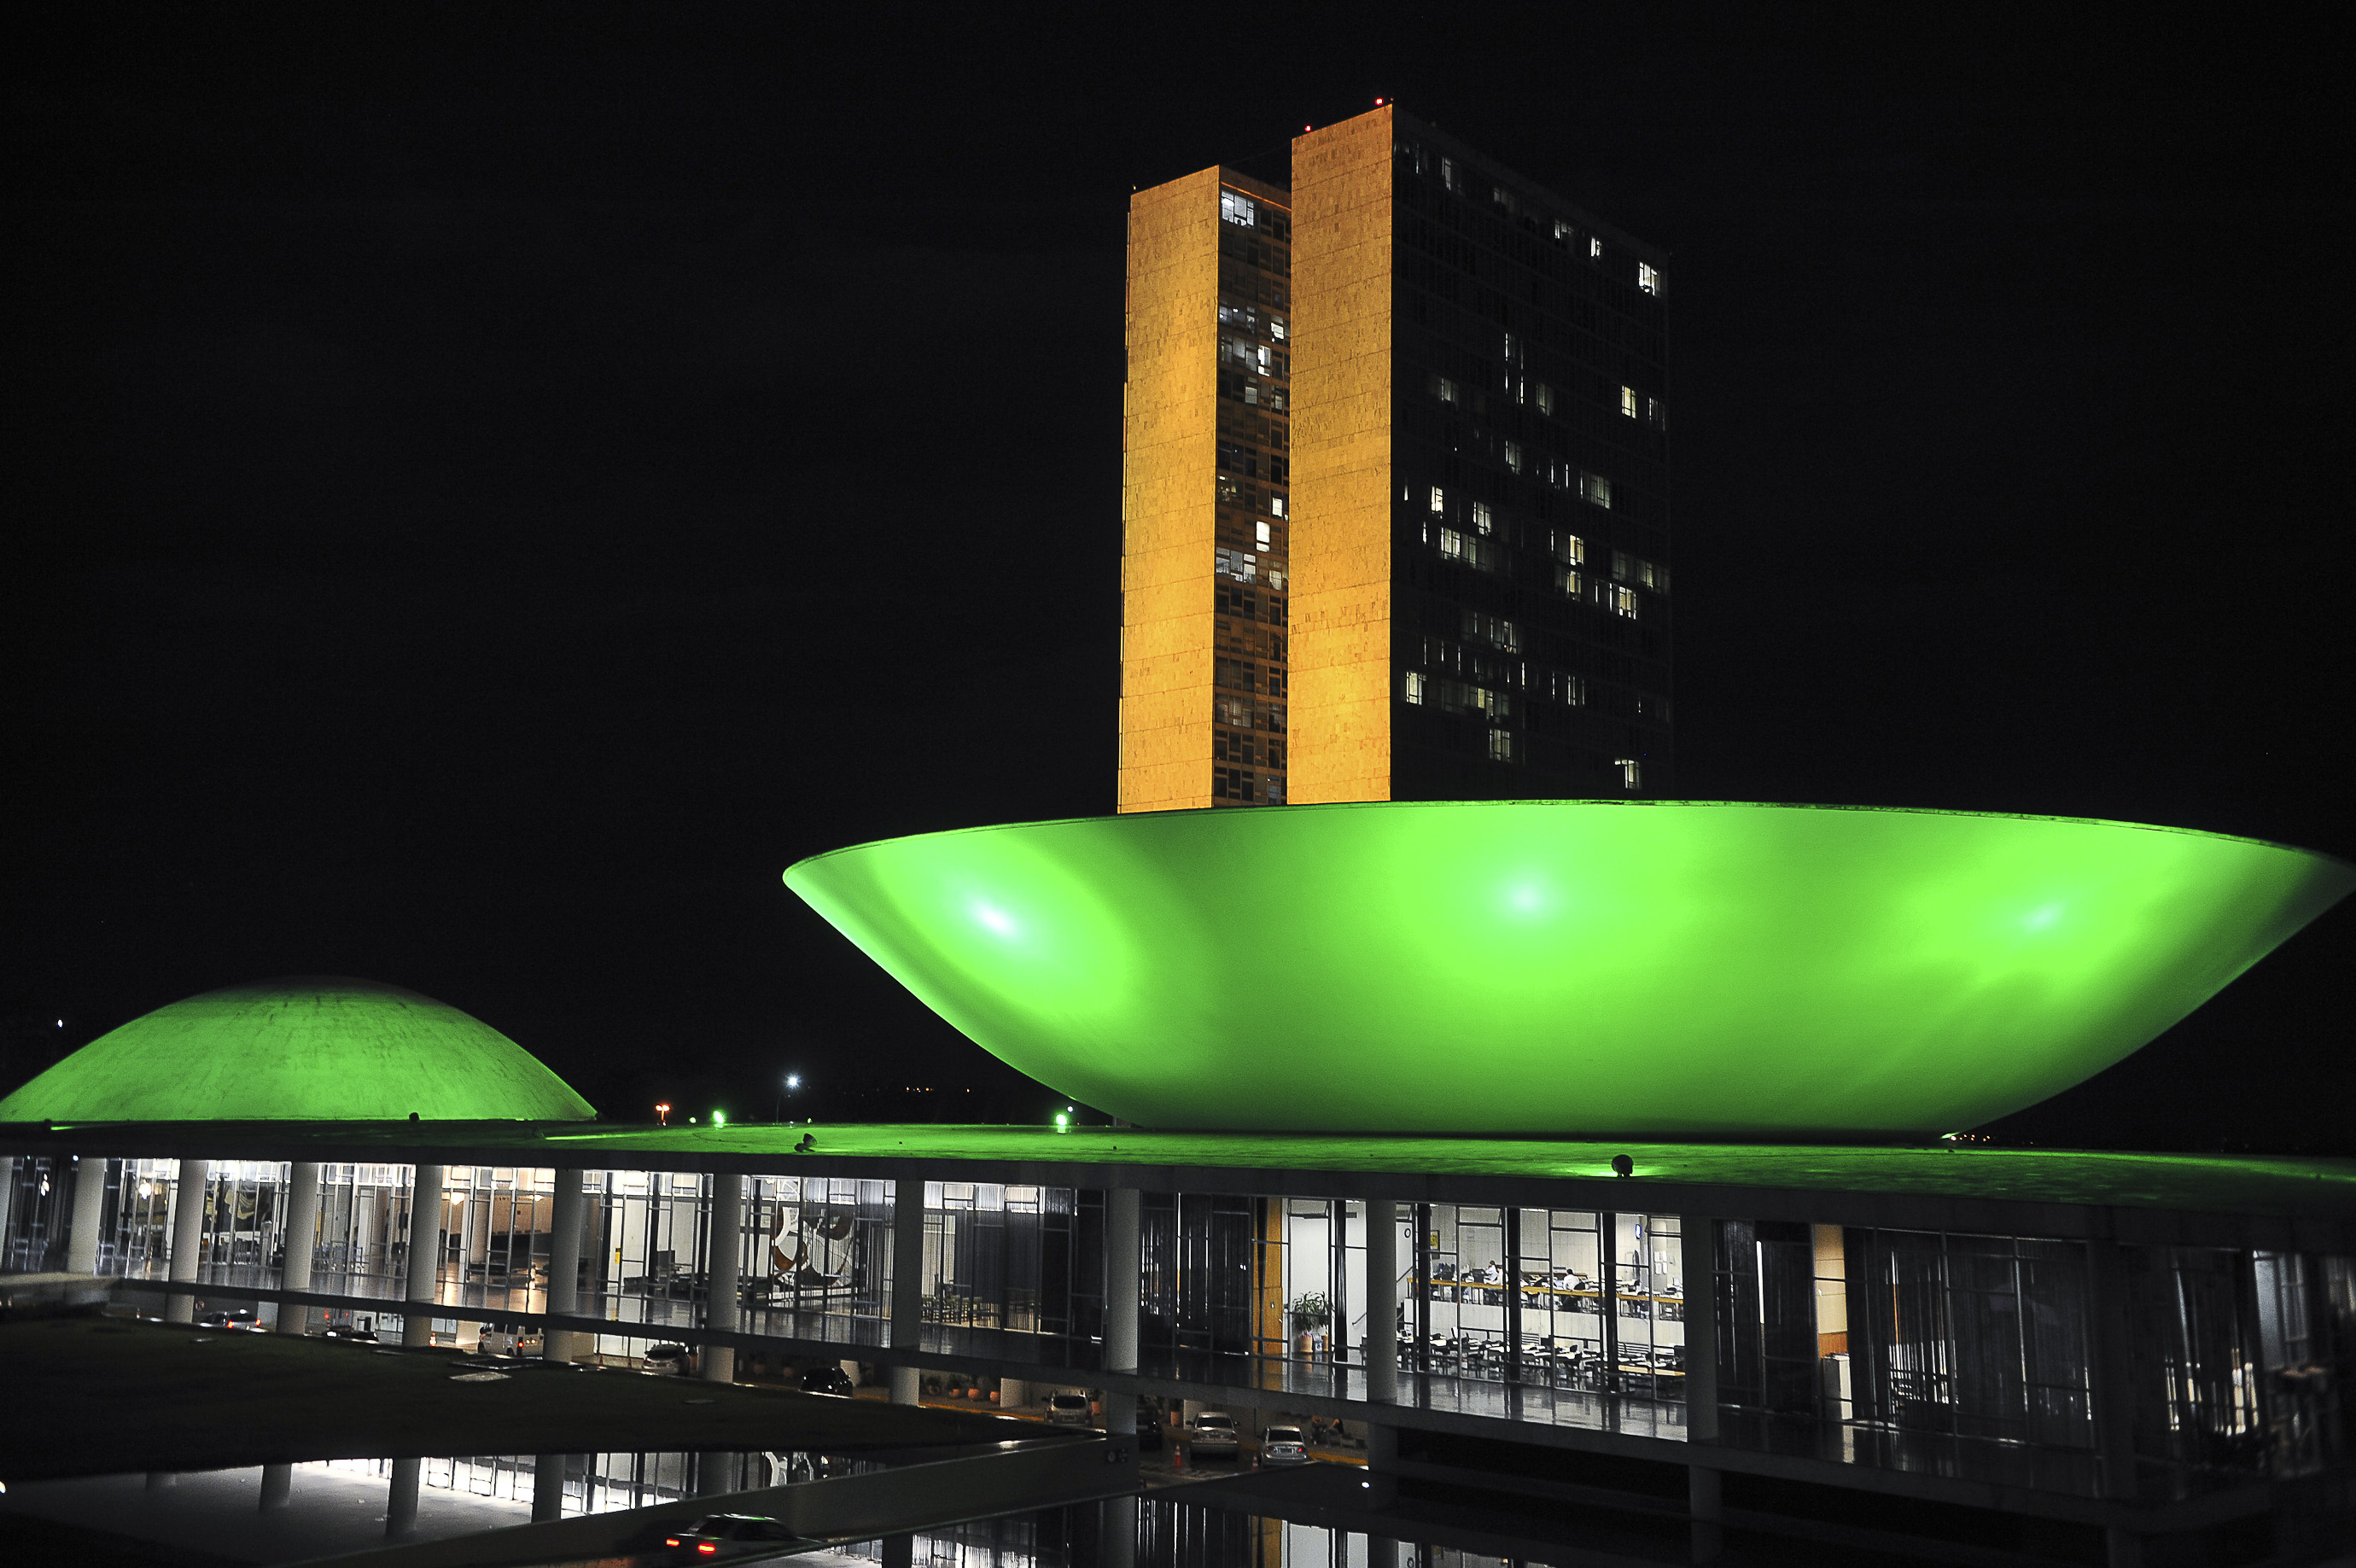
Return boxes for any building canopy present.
[0,977,595,1123]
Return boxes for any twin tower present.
[1119,104,1677,813]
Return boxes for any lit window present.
[1536,383,1554,416]
[1503,440,1523,474]
[1270,318,1287,341]
[1255,521,1272,551]
[1440,157,1457,192]
[1647,395,1665,428]
[1431,374,1460,405]
[1470,501,1493,535]
[1403,671,1426,705]
[1638,262,1661,295]
[1620,386,1638,418]
[1610,586,1640,619]
[1616,758,1642,790]
[1221,189,1257,228]
[1580,473,1612,509]
[1270,495,1286,517]
[1553,219,1573,245]
[1553,672,1587,707]
[1589,236,1602,259]
[1489,728,1517,762]
[1551,530,1586,566]
[1216,547,1258,584]
[1502,330,1520,366]
[1554,564,1582,596]
[1429,486,1445,513]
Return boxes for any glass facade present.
[1390,130,1674,797]
[1210,181,1292,808]
[9,1149,2354,1519]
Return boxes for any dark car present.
[318,1322,378,1343]
[660,1513,807,1559]
[797,1364,855,1397]
[195,1309,261,1332]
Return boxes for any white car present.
[476,1321,543,1358]
[1046,1391,1093,1425]
[1187,1411,1239,1457]
[1258,1424,1310,1466]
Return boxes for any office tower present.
[1118,168,1295,814]
[1121,106,1673,810]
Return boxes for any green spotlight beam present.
[784,801,2353,1137]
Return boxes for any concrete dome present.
[0,977,596,1123]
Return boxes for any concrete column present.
[1099,1493,1137,1568]
[1688,1465,1722,1564]
[890,1170,925,1346]
[1680,1215,1717,1443]
[401,1164,446,1349]
[1363,1423,1398,1506]
[1364,1198,1398,1404]
[531,1454,564,1522]
[1101,1387,1137,1461]
[384,1456,422,1537]
[259,1462,292,1511]
[280,1162,323,1336]
[696,1450,739,1497]
[999,1377,1028,1410]
[0,1156,17,1268]
[66,1156,109,1274]
[545,1168,585,1362]
[2088,1237,2143,1568]
[882,1535,914,1568]
[703,1171,741,1384]
[1105,1186,1140,1373]
[166,1159,209,1323]
[888,1169,925,1404]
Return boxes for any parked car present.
[641,1342,693,1376]
[1046,1390,1093,1425]
[194,1309,261,1332]
[660,1513,806,1560]
[475,1320,543,1358]
[1187,1411,1240,1458]
[318,1321,378,1343]
[797,1364,855,1397]
[1258,1425,1310,1466]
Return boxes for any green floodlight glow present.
[1055,1113,1070,1129]
[784,801,2354,1138]
[713,1110,726,1128]
[0,978,596,1124]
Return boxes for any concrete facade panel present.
[1289,109,1396,804]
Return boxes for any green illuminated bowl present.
[784,802,2353,1136]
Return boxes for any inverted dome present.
[0,977,596,1123]
[784,801,2354,1138]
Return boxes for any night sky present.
[6,12,2349,1149]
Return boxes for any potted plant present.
[1289,1292,1331,1357]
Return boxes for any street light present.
[655,1102,672,1127]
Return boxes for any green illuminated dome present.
[0,978,596,1123]
[785,801,2354,1137]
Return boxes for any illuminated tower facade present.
[1121,107,1671,812]
[1119,168,1294,813]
